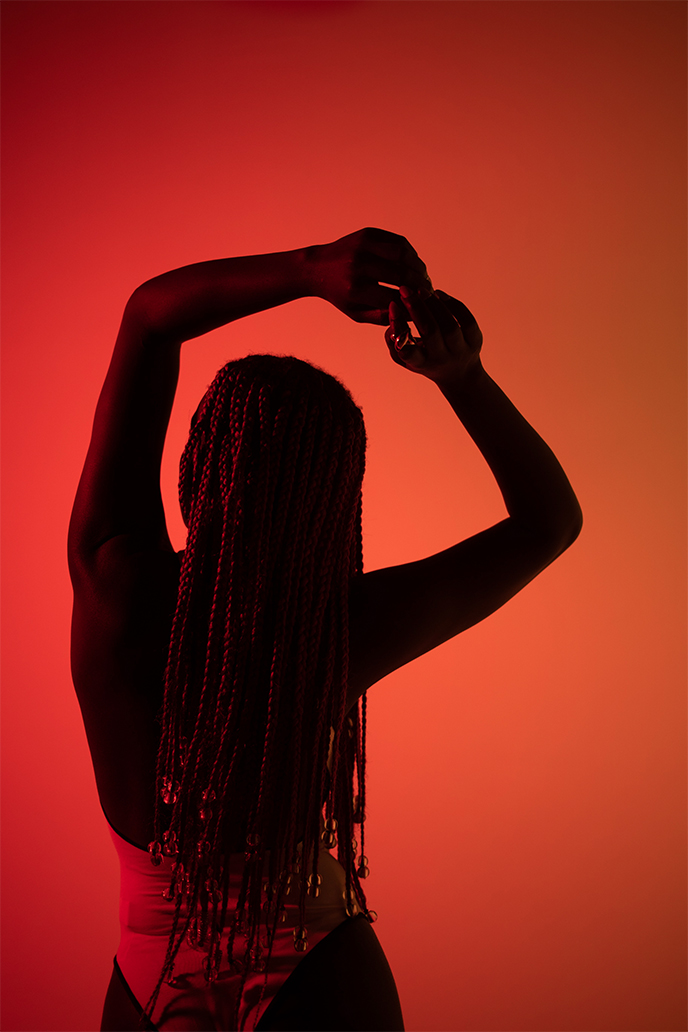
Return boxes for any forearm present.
[132,247,315,343]
[440,365,583,549]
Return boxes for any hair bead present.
[186,916,200,949]
[196,839,211,859]
[148,840,163,866]
[307,873,322,898]
[162,829,178,857]
[161,778,180,805]
[357,856,370,879]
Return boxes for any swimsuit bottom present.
[103,913,405,1031]
[106,821,404,1031]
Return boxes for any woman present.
[68,227,582,1031]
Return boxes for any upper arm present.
[69,539,181,830]
[68,289,181,581]
[348,517,578,698]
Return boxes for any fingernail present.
[399,285,413,299]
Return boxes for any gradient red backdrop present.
[2,3,686,1030]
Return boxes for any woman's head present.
[179,353,366,574]
[146,356,370,1024]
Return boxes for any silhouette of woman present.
[68,228,582,1031]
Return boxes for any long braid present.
[143,356,370,1029]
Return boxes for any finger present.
[349,279,442,328]
[355,228,431,286]
[358,255,431,294]
[423,292,465,344]
[348,303,392,326]
[351,282,410,319]
[385,302,406,344]
[386,300,420,361]
[389,300,409,335]
[433,291,483,349]
[432,290,470,326]
[398,285,441,341]
[357,227,422,264]
[385,332,407,368]
[384,328,426,371]
[385,325,411,354]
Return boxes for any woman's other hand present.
[385,288,484,390]
[306,227,432,325]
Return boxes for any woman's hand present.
[306,227,432,325]
[385,288,484,390]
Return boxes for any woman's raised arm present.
[68,247,310,574]
[348,287,583,702]
[67,228,431,579]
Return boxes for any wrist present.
[299,243,328,300]
[435,359,489,403]
[262,245,318,305]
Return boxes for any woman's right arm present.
[126,227,432,343]
[348,287,582,702]
[68,246,320,573]
[68,228,430,574]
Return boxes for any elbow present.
[522,501,583,563]
[565,498,584,547]
[124,285,158,336]
[123,283,174,342]
[549,501,583,558]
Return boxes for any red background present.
[2,3,686,1030]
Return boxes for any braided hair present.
[143,355,370,1027]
